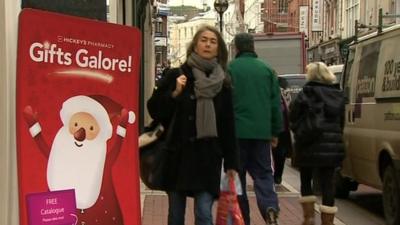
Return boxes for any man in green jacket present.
[228,33,283,225]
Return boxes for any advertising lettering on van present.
[381,59,400,92]
[384,105,400,121]
[356,78,375,95]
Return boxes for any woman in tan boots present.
[289,62,345,225]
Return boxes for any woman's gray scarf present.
[187,53,225,138]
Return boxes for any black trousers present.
[272,130,291,183]
[272,145,286,183]
[300,167,335,206]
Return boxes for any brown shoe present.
[265,207,279,225]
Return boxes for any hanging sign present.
[312,0,323,31]
[299,6,309,34]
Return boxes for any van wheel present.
[334,169,357,198]
[383,165,400,225]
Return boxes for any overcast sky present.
[167,0,214,9]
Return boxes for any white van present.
[338,24,400,225]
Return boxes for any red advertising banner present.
[16,9,141,225]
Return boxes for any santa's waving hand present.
[23,105,50,158]
[109,107,135,163]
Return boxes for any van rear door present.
[343,40,382,187]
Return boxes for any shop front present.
[319,38,342,65]
[307,45,321,63]
[307,37,344,65]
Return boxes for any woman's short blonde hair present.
[306,62,336,84]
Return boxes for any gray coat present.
[147,63,239,197]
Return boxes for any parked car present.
[338,24,400,225]
[278,74,307,105]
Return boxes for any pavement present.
[140,162,346,225]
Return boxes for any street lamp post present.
[214,0,229,33]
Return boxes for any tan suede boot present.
[320,205,338,225]
[298,196,317,225]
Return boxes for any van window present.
[356,41,381,98]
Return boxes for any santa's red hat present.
[60,95,135,140]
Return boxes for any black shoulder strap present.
[165,66,184,143]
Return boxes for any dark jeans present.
[237,139,279,225]
[167,191,213,225]
[300,167,335,206]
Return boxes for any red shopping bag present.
[216,176,245,225]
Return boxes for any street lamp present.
[214,0,229,33]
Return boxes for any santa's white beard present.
[47,127,108,209]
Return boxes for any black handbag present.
[139,114,176,190]
[139,67,182,190]
[291,101,324,144]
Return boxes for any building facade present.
[243,0,265,33]
[288,0,310,33]
[168,11,216,66]
[264,0,290,32]
[287,0,400,65]
[154,0,170,75]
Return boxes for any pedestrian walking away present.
[227,33,283,225]
[289,62,345,225]
[272,80,292,185]
[147,25,240,225]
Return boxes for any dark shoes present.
[274,176,282,185]
[265,207,279,225]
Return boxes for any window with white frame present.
[388,0,396,24]
[345,0,359,37]
[365,0,372,25]
[260,2,265,23]
[155,18,163,33]
[397,0,400,24]
[279,0,288,14]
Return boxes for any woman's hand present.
[271,136,279,148]
[226,169,237,179]
[172,75,187,98]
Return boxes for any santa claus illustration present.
[23,95,135,225]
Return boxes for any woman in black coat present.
[289,62,345,225]
[147,25,239,225]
